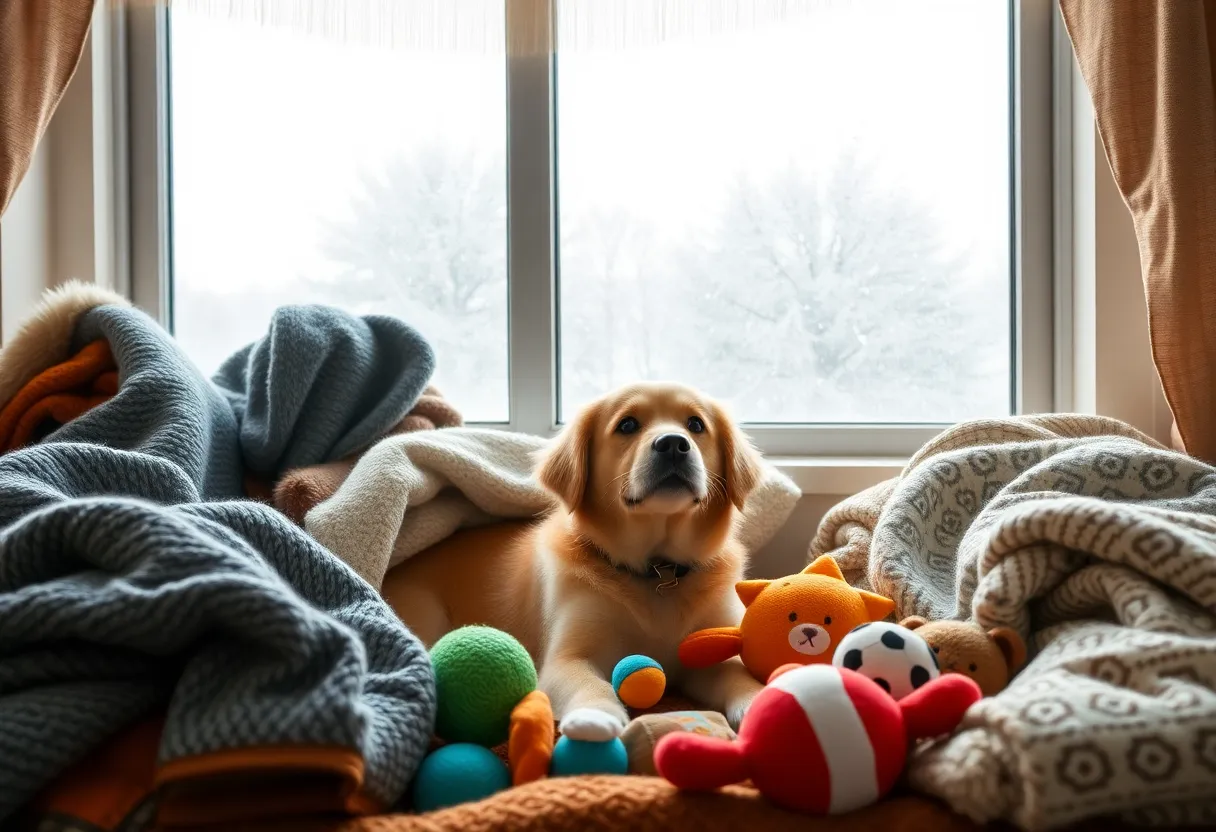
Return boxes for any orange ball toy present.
[612,655,667,709]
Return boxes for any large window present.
[555,0,1012,424]
[132,0,1054,455]
[167,2,509,421]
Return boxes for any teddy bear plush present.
[679,555,895,682]
[899,616,1027,696]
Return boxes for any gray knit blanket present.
[811,414,1216,830]
[0,287,438,821]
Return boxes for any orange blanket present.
[312,781,980,832]
[26,715,1203,832]
[25,709,981,832]
[0,338,117,452]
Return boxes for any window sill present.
[770,456,903,497]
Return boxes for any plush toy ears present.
[800,556,893,620]
[900,615,929,630]
[801,555,845,581]
[736,580,770,608]
[988,627,1027,673]
[678,627,744,669]
[859,589,896,621]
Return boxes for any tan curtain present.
[1060,0,1216,462]
[0,0,95,217]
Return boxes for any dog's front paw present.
[725,690,760,731]
[559,707,626,741]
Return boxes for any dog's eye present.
[823,616,832,625]
[616,417,640,435]
[687,416,705,434]
[788,612,797,622]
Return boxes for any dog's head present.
[536,382,763,520]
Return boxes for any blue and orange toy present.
[612,655,667,709]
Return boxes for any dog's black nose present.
[652,433,691,457]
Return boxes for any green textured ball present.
[431,625,538,746]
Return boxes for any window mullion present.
[505,0,558,436]
[127,2,172,324]
[1014,0,1056,414]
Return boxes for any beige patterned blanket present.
[811,415,1216,830]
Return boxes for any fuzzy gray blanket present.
[811,414,1216,830]
[0,285,438,822]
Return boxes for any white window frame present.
[114,0,1057,493]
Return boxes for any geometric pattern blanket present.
[811,414,1216,830]
[0,283,438,824]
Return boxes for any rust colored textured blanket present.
[0,338,117,451]
[312,784,979,832]
[26,712,981,832]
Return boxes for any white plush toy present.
[832,621,940,700]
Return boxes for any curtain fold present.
[1060,0,1216,462]
[0,0,95,217]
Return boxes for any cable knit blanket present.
[0,284,438,824]
[810,414,1216,830]
[305,428,802,589]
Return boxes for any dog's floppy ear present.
[535,401,600,511]
[710,400,763,510]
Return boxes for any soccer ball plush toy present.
[833,621,940,700]
[654,663,982,815]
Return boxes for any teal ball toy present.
[612,655,666,709]
[550,735,629,777]
[430,625,538,746]
[412,743,511,811]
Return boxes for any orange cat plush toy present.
[679,556,895,683]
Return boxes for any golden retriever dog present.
[380,382,766,741]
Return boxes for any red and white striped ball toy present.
[654,663,981,815]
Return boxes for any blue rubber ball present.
[412,743,511,812]
[550,735,629,777]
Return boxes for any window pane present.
[169,1,508,421]
[555,0,1012,424]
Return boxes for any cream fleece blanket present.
[306,427,801,589]
[811,414,1216,830]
